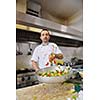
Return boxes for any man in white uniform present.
[31,29,63,71]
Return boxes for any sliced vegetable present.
[38,66,71,77]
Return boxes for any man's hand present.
[49,53,63,63]
[55,53,63,59]
[32,61,40,71]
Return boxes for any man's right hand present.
[32,60,40,71]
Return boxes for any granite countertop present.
[16,83,78,100]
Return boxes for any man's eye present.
[42,34,44,36]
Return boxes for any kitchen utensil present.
[16,43,23,55]
[36,66,73,83]
[27,43,33,55]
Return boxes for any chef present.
[31,29,63,71]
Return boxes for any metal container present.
[36,66,72,83]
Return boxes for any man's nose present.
[44,35,47,37]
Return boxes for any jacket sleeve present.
[31,47,39,62]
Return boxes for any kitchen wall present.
[16,43,83,69]
[16,42,38,70]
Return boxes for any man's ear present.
[40,36,41,40]
[49,35,50,40]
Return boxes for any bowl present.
[36,66,72,83]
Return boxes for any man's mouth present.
[44,37,47,40]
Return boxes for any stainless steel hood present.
[16,11,83,41]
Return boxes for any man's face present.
[40,30,50,43]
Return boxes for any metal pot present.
[36,66,72,83]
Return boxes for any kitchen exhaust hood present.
[16,29,83,47]
[16,11,82,41]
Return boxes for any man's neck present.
[42,42,49,46]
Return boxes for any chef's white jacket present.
[31,42,62,69]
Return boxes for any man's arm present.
[32,60,40,71]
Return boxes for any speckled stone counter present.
[16,83,78,100]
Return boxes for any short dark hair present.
[40,28,50,35]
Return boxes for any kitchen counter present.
[16,83,78,100]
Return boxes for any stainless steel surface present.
[36,66,72,83]
[30,0,82,18]
[16,55,32,70]
[16,11,82,41]
[27,0,83,32]
[16,69,39,89]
